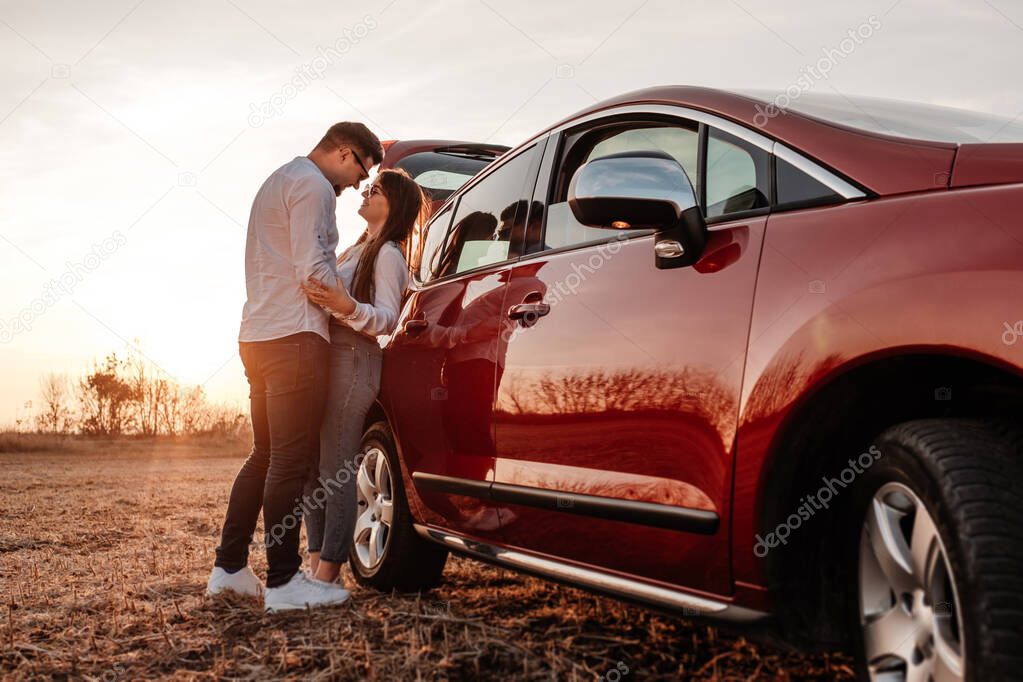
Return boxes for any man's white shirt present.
[239,157,338,343]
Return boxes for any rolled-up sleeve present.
[338,246,409,336]
[287,175,337,287]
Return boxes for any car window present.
[705,128,770,219]
[544,123,700,250]
[588,127,700,193]
[417,204,453,282]
[431,146,536,280]
[775,156,843,209]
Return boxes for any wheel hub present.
[353,447,394,570]
[858,482,965,681]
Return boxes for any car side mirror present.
[568,150,708,268]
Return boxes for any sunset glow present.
[3,0,1022,424]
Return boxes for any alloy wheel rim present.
[858,481,965,682]
[353,447,394,570]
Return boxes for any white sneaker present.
[206,566,263,597]
[304,569,346,589]
[264,571,350,613]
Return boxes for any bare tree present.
[157,379,181,436]
[31,346,248,439]
[127,350,154,435]
[36,373,72,434]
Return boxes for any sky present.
[2,0,1022,426]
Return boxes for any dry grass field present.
[0,438,855,680]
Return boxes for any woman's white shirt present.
[332,241,408,337]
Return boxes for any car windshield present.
[740,90,1023,144]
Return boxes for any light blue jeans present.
[304,322,382,563]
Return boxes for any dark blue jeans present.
[215,331,328,587]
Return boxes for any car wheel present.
[348,421,448,591]
[849,419,1023,681]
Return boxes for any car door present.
[379,140,544,542]
[490,113,772,596]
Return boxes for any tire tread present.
[872,419,1023,679]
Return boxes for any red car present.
[358,87,1023,681]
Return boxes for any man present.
[207,122,383,613]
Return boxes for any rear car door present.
[379,140,545,542]
[490,110,772,596]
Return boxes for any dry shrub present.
[0,431,77,454]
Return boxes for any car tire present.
[847,419,1023,682]
[348,421,448,592]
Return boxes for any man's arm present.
[287,175,338,287]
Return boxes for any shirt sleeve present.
[338,245,409,336]
[286,174,337,287]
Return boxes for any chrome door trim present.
[551,103,775,153]
[414,524,768,623]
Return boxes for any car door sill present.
[413,524,768,623]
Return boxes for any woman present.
[301,168,428,586]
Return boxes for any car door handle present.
[403,318,429,336]
[507,302,550,324]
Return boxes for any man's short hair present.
[316,122,384,165]
[500,199,528,223]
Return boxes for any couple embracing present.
[205,122,427,612]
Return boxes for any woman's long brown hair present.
[339,168,429,304]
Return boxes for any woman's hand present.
[302,277,357,317]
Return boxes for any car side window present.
[417,204,453,282]
[543,123,700,251]
[705,127,770,219]
[429,146,537,280]
[775,156,844,209]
